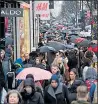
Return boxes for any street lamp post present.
[76,0,78,28]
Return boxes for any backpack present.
[85,80,97,91]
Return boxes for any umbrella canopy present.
[88,44,98,58]
[70,35,79,43]
[40,28,47,33]
[88,44,98,52]
[77,39,91,47]
[75,37,85,43]
[46,41,66,51]
[61,30,69,33]
[65,44,74,49]
[39,46,56,52]
[46,35,56,38]
[16,67,52,81]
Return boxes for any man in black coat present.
[44,74,70,104]
[23,53,35,68]
[21,78,44,104]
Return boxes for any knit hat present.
[50,74,59,83]
[24,78,35,88]
[26,74,34,81]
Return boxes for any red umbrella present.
[16,67,52,81]
[75,37,85,43]
[88,44,98,52]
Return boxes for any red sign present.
[36,3,48,11]
[34,1,50,20]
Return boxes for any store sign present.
[1,8,23,17]
[34,1,50,20]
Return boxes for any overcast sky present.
[51,1,62,17]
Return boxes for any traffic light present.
[49,0,54,9]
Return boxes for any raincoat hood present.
[50,74,59,83]
[14,58,23,67]
[24,78,35,88]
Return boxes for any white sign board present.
[34,1,50,20]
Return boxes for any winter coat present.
[23,59,35,68]
[67,80,84,102]
[5,48,12,58]
[0,88,7,104]
[2,56,12,81]
[83,66,89,81]
[0,61,5,87]
[21,78,44,104]
[56,71,64,83]
[5,36,14,46]
[85,67,97,80]
[68,54,78,70]
[34,63,45,69]
[44,84,70,104]
[14,58,23,68]
[22,91,44,104]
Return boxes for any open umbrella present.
[61,30,69,33]
[16,67,52,81]
[74,37,85,43]
[46,41,66,51]
[70,35,79,43]
[65,44,74,49]
[46,35,56,38]
[88,44,98,52]
[88,44,98,58]
[77,39,91,47]
[40,28,47,33]
[39,46,56,52]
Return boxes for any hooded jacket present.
[14,58,23,68]
[44,84,70,104]
[21,78,44,104]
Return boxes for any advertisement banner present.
[1,8,23,17]
[34,1,50,20]
[19,3,30,60]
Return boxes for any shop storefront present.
[0,1,30,60]
[0,0,20,61]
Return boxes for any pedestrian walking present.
[71,85,89,104]
[23,53,35,68]
[5,90,22,104]
[67,69,84,103]
[44,74,70,104]
[0,82,7,104]
[51,65,64,83]
[21,78,44,104]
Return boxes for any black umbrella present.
[46,35,56,38]
[40,28,47,33]
[39,46,56,52]
[46,41,66,51]
[65,44,74,49]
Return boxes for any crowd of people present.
[0,39,97,104]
